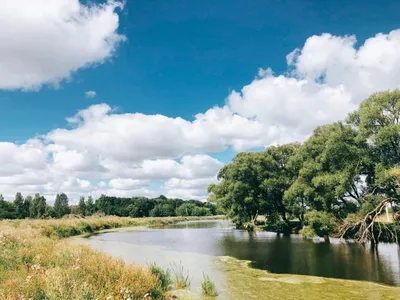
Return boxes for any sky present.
[2,0,400,203]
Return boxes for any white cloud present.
[85,91,97,98]
[109,178,149,190]
[3,29,400,201]
[0,0,125,90]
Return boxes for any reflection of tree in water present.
[218,232,399,285]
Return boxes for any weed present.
[149,262,172,291]
[201,273,218,297]
[171,262,191,289]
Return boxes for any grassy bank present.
[0,215,222,299]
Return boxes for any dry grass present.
[0,215,222,299]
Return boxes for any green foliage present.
[209,90,400,242]
[30,194,47,219]
[78,196,87,216]
[209,143,300,227]
[285,122,367,215]
[348,90,400,166]
[149,263,172,291]
[150,204,176,217]
[86,196,95,216]
[175,202,196,216]
[243,222,256,231]
[0,194,16,219]
[299,225,317,239]
[171,262,190,289]
[303,211,337,237]
[13,192,24,219]
[201,273,218,297]
[264,212,290,233]
[53,193,70,218]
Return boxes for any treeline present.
[208,90,400,242]
[0,193,218,220]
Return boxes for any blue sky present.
[3,0,400,141]
[2,0,400,202]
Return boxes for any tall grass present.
[149,263,172,291]
[171,262,191,289]
[0,215,222,299]
[201,273,218,297]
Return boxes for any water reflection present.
[76,220,400,286]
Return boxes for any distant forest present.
[0,193,219,219]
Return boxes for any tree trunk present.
[323,235,330,243]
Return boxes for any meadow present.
[0,215,222,299]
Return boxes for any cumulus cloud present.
[109,178,149,190]
[4,29,400,201]
[0,0,125,90]
[85,91,97,98]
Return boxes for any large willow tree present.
[208,143,300,227]
[209,90,400,243]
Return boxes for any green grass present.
[201,273,218,297]
[149,263,172,291]
[171,262,191,289]
[0,215,222,299]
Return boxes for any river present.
[72,219,400,299]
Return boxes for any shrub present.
[149,263,171,291]
[303,210,337,238]
[299,225,317,238]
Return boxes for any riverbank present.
[73,218,400,300]
[0,215,223,299]
[2,216,399,299]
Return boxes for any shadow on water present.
[76,220,400,286]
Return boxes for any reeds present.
[201,273,218,297]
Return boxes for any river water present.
[73,220,400,297]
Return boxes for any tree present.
[78,196,87,216]
[14,192,24,219]
[0,194,16,219]
[127,198,154,217]
[301,210,337,242]
[348,90,400,167]
[340,90,400,243]
[176,203,196,216]
[23,196,32,218]
[86,196,95,216]
[53,193,70,218]
[192,206,211,216]
[285,122,367,219]
[150,204,175,217]
[208,143,300,228]
[30,194,47,218]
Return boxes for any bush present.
[149,263,171,291]
[299,225,317,238]
[303,210,337,238]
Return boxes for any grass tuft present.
[171,262,191,289]
[201,273,218,297]
[149,262,172,291]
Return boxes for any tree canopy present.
[209,90,400,242]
